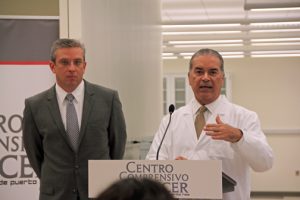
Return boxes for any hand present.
[204,115,243,143]
[175,156,187,160]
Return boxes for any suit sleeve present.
[108,91,127,159]
[22,99,43,178]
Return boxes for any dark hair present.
[95,178,174,200]
[50,38,86,62]
[189,48,224,72]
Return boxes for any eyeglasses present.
[57,59,84,67]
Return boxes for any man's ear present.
[49,61,56,74]
[83,61,87,71]
[222,73,225,86]
[187,71,192,86]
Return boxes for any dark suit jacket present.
[22,80,127,200]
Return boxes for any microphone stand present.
[156,104,175,160]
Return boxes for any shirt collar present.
[206,95,223,114]
[191,95,223,115]
[55,80,85,104]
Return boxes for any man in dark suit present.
[22,38,127,200]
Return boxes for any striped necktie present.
[66,94,80,151]
[195,106,207,139]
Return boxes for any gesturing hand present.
[204,115,243,143]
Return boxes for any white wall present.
[60,0,163,140]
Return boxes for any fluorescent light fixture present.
[168,40,243,44]
[162,31,241,35]
[179,52,244,56]
[220,51,244,55]
[173,44,243,48]
[250,29,300,33]
[162,24,240,29]
[162,53,174,56]
[251,54,300,57]
[222,55,245,58]
[252,42,300,46]
[183,55,245,59]
[250,22,300,26]
[179,52,194,56]
[250,7,300,11]
[162,56,178,60]
[251,38,300,42]
[252,50,300,54]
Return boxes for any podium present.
[88,160,236,199]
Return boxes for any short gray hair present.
[50,38,86,62]
[189,48,224,72]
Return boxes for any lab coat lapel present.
[181,102,199,142]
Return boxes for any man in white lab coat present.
[146,48,274,200]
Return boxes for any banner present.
[0,17,58,200]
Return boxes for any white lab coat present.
[146,95,274,200]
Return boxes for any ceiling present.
[161,0,300,59]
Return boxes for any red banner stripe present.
[0,61,49,65]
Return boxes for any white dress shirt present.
[55,81,85,130]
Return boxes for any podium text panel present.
[89,160,222,199]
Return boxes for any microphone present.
[156,104,175,160]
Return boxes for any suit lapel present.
[46,86,73,148]
[78,81,95,147]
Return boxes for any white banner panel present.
[0,16,58,200]
[0,65,54,200]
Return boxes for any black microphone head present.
[169,104,175,114]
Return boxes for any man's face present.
[188,54,224,105]
[49,47,86,93]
